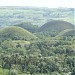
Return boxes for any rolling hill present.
[39,20,74,32]
[14,22,39,33]
[38,20,74,36]
[61,29,75,36]
[55,29,75,38]
[0,26,37,41]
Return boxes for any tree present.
[28,65,37,75]
[71,68,75,75]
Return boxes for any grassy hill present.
[0,26,37,41]
[59,29,75,36]
[39,20,74,32]
[61,29,75,36]
[38,20,74,37]
[14,22,39,33]
[55,29,75,37]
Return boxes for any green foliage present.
[28,65,37,75]
[71,68,75,75]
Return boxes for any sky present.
[0,0,75,8]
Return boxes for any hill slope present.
[39,20,74,32]
[38,20,74,37]
[61,29,75,36]
[15,22,39,33]
[55,29,75,38]
[0,26,37,40]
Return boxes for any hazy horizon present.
[0,0,75,8]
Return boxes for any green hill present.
[54,29,75,40]
[39,20,74,32]
[38,20,74,37]
[62,29,75,36]
[15,22,39,33]
[57,29,75,36]
[0,26,37,41]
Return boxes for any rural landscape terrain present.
[0,7,75,75]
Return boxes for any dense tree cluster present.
[0,35,75,75]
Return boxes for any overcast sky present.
[0,0,75,8]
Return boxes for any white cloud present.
[0,0,75,8]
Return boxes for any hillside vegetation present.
[54,29,75,40]
[37,20,74,37]
[56,29,75,37]
[62,29,75,36]
[15,22,39,32]
[39,20,74,32]
[0,26,37,41]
